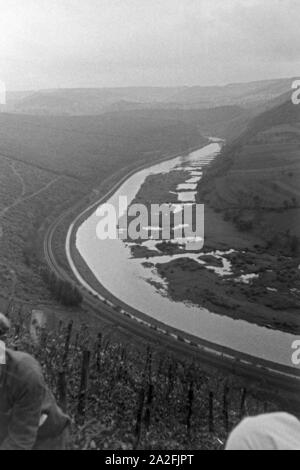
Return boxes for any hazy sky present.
[0,0,299,90]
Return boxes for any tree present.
[290,235,299,256]
[41,265,83,306]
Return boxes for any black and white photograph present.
[0,0,299,454]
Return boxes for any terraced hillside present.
[199,100,300,250]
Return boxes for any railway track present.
[43,155,300,402]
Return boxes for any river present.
[75,142,298,368]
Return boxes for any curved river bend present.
[76,142,298,368]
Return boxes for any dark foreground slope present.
[4,310,295,450]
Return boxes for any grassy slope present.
[0,155,86,303]
[199,100,300,245]
[112,106,252,141]
[0,112,206,182]
[0,107,212,315]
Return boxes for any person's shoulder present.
[6,348,43,381]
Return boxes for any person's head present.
[0,313,10,340]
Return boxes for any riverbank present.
[69,142,300,369]
[155,244,300,335]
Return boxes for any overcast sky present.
[0,0,299,90]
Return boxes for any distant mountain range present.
[4,78,296,116]
[0,108,208,182]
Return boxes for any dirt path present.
[0,157,62,238]
[0,173,62,218]
[16,176,62,206]
[274,180,300,198]
[10,162,27,197]
[0,158,62,294]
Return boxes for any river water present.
[76,142,298,367]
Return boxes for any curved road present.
[43,153,300,403]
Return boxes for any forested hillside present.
[198,99,300,251]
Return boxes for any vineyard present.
[5,309,284,451]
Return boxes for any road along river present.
[71,142,299,369]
